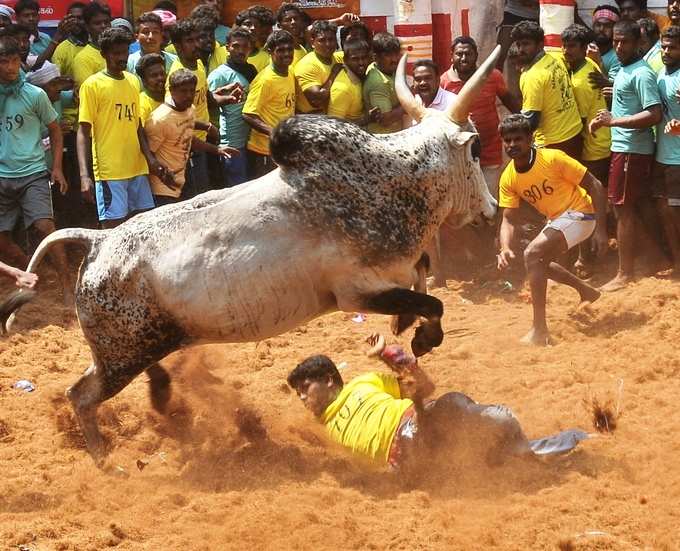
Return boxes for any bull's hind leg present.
[146,363,172,414]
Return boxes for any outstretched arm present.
[0,261,38,289]
[497,207,521,269]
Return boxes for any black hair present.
[67,2,88,13]
[153,0,177,14]
[451,35,478,53]
[193,16,217,34]
[14,0,40,16]
[2,23,32,38]
[169,67,197,88]
[264,28,293,52]
[99,26,133,53]
[662,24,680,44]
[339,20,371,47]
[561,23,595,46]
[638,17,659,39]
[83,2,111,23]
[228,25,254,46]
[613,18,641,39]
[343,37,369,55]
[510,20,544,43]
[615,0,646,10]
[170,18,196,45]
[287,355,343,390]
[235,5,275,27]
[190,4,219,25]
[592,4,621,17]
[372,31,400,55]
[136,52,164,79]
[135,11,162,32]
[413,58,440,75]
[309,19,337,39]
[276,2,304,24]
[499,113,533,137]
[0,35,21,56]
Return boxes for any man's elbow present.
[650,107,663,126]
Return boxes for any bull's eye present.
[470,138,481,162]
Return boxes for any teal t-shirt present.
[207,63,250,149]
[611,58,661,155]
[656,66,680,165]
[215,24,231,46]
[29,31,52,56]
[0,81,57,177]
[602,48,621,81]
[127,50,177,82]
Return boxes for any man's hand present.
[368,106,381,123]
[213,82,244,105]
[589,109,612,134]
[591,228,609,258]
[15,269,38,289]
[602,86,613,101]
[52,168,68,194]
[217,145,240,158]
[588,70,611,90]
[80,175,94,203]
[149,160,179,189]
[338,12,360,25]
[365,333,386,357]
[206,123,219,142]
[665,118,680,135]
[497,248,516,270]
[586,43,603,68]
[54,14,79,42]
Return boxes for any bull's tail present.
[1,228,104,335]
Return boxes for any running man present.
[497,115,608,346]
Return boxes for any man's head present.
[227,26,253,64]
[613,19,641,63]
[287,355,343,417]
[169,67,197,111]
[136,52,166,95]
[616,0,645,21]
[0,5,14,29]
[190,4,219,27]
[343,38,371,79]
[638,17,659,55]
[412,59,440,106]
[499,114,533,160]
[309,20,337,61]
[2,24,31,62]
[661,25,680,70]
[198,0,221,11]
[510,20,544,65]
[15,0,39,35]
[135,12,163,54]
[592,5,621,49]
[340,20,370,48]
[99,26,132,73]
[276,3,305,43]
[561,23,594,69]
[451,35,478,77]
[83,2,111,44]
[193,16,216,57]
[26,60,63,101]
[234,6,274,48]
[170,18,198,63]
[0,36,21,83]
[669,0,680,26]
[265,28,294,70]
[66,2,87,38]
[372,32,400,76]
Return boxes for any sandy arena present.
[1,253,679,551]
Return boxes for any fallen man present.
[287,334,589,475]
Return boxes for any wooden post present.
[540,0,575,49]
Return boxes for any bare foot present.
[520,327,553,346]
[578,285,601,306]
[599,273,632,293]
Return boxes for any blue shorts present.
[95,175,155,221]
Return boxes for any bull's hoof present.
[411,321,444,357]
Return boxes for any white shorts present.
[543,210,596,250]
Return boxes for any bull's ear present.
[452,131,478,148]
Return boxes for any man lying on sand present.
[0,261,38,289]
[287,334,589,475]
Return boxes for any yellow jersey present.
[166,58,209,140]
[291,44,307,67]
[139,91,162,124]
[52,38,84,129]
[73,43,105,87]
[322,372,413,464]
[327,67,364,122]
[520,52,582,146]
[248,48,271,73]
[294,50,334,113]
[499,148,593,219]
[242,64,295,155]
[78,71,148,181]
[208,43,228,74]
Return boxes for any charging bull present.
[0,48,500,464]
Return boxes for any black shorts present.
[652,162,680,206]
[0,171,53,232]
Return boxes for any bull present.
[0,48,500,464]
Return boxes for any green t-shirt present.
[363,63,402,134]
[207,63,251,149]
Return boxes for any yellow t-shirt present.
[333,51,344,64]
[166,58,209,140]
[248,48,271,73]
[568,56,611,161]
[73,43,105,87]
[139,91,162,124]
[78,71,148,181]
[499,148,593,219]
[322,372,413,464]
[144,103,195,198]
[242,64,295,155]
[294,50,334,113]
[165,43,177,54]
[327,67,363,122]
[291,44,307,67]
[520,52,582,146]
[52,38,84,129]
[208,43,227,75]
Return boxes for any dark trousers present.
[247,150,276,180]
[181,151,210,200]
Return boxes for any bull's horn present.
[395,54,426,123]
[447,45,502,125]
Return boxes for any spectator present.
[363,32,403,134]
[197,0,229,45]
[207,26,254,186]
[242,29,295,178]
[152,8,175,50]
[497,0,540,72]
[0,5,14,29]
[77,27,157,229]
[276,3,307,67]
[234,6,274,73]
[670,0,680,27]
[327,39,374,126]
[15,0,50,56]
[294,20,341,114]
[72,2,111,87]
[616,0,670,30]
[441,36,520,197]
[589,5,621,81]
[511,21,583,157]
[411,60,456,114]
[193,13,227,77]
[589,19,662,291]
[0,35,73,304]
[36,3,86,75]
[639,17,663,72]
[127,12,177,77]
[136,53,166,123]
[338,19,371,50]
[3,24,32,71]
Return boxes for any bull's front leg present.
[362,287,443,357]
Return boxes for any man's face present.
[103,42,130,73]
[142,62,166,95]
[670,0,680,26]
[613,30,639,63]
[639,27,658,56]
[171,81,196,111]
[176,31,199,62]
[0,53,21,83]
[620,0,642,21]
[0,15,11,29]
[661,35,680,68]
[515,37,542,64]
[593,17,615,48]
[227,35,251,64]
[311,29,336,59]
[294,377,336,417]
[452,43,477,75]
[68,6,86,35]
[17,8,39,33]
[502,129,532,160]
[242,17,270,46]
[413,65,438,103]
[562,39,587,68]
[87,13,112,43]
[279,10,303,40]
[375,50,400,75]
[137,21,162,53]
[196,28,215,56]
[344,46,370,79]
[15,32,31,61]
[270,41,294,69]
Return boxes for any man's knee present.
[30,218,56,236]
[523,243,542,269]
